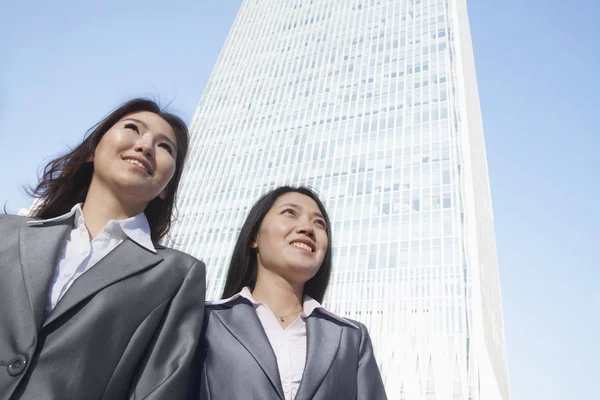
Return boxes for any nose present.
[297,224,316,240]
[134,136,153,158]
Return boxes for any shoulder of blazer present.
[203,297,255,323]
[0,214,38,241]
[309,308,361,331]
[0,215,29,250]
[337,317,370,342]
[206,296,251,311]
[201,297,254,335]
[342,317,366,330]
[0,213,34,226]
[1,213,74,232]
[154,244,206,279]
[154,245,205,273]
[308,312,366,345]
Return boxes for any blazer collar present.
[43,238,162,327]
[19,216,73,330]
[211,299,286,400]
[27,203,157,253]
[295,312,343,400]
[210,287,358,329]
[210,300,345,400]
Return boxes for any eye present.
[282,208,296,216]
[314,219,327,229]
[124,122,140,133]
[159,143,173,154]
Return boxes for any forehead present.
[271,192,322,213]
[120,111,177,143]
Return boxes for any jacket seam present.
[16,225,37,330]
[100,293,175,400]
[102,256,196,398]
[137,260,199,399]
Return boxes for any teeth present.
[124,159,148,173]
[291,242,313,252]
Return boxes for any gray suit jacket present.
[0,214,206,400]
[190,297,387,400]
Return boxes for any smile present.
[123,157,152,175]
[290,241,315,253]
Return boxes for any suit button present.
[7,355,28,376]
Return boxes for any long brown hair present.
[28,98,190,242]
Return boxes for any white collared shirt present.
[27,203,156,312]
[209,287,357,400]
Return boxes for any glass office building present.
[170,0,510,398]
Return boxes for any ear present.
[158,188,168,200]
[250,237,260,251]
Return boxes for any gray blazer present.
[0,214,206,400]
[190,297,387,400]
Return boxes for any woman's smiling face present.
[252,191,329,284]
[89,111,178,206]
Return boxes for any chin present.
[285,263,320,281]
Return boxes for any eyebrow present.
[123,118,178,151]
[279,203,325,220]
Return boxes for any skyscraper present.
[170,0,509,398]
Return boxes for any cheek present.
[160,157,177,181]
[93,132,130,162]
[318,232,329,253]
[100,129,131,149]
[90,144,110,170]
[256,227,279,253]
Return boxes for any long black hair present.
[28,98,189,242]
[222,186,333,303]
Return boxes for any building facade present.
[170,0,510,398]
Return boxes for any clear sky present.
[1,0,597,398]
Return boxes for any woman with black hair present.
[0,99,205,400]
[190,186,387,400]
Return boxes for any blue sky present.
[1,0,597,398]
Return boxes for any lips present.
[290,238,316,253]
[122,156,153,175]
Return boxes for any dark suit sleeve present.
[356,322,388,400]
[128,259,206,400]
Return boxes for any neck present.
[82,183,145,239]
[252,269,304,317]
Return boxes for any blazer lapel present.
[43,238,163,327]
[295,313,343,400]
[214,301,285,400]
[20,218,73,330]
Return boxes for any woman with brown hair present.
[0,98,205,400]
